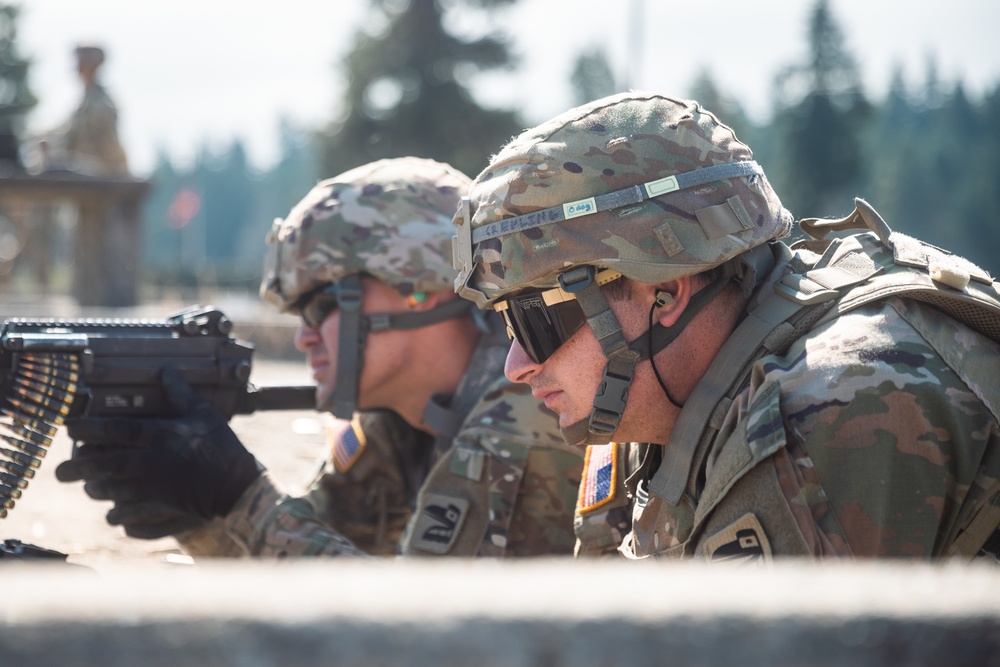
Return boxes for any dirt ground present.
[1,359,326,571]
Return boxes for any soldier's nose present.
[505,340,540,384]
[294,322,320,353]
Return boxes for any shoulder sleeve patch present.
[409,493,470,555]
[576,442,618,515]
[701,513,772,565]
[331,414,368,473]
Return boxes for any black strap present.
[328,273,364,419]
[366,298,474,333]
[421,312,508,458]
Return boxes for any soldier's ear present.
[652,276,693,328]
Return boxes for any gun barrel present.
[238,385,316,414]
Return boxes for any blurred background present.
[0,0,997,311]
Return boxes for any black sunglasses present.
[294,283,340,330]
[495,268,621,364]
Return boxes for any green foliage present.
[768,0,871,218]
[140,122,319,292]
[317,0,524,179]
[863,80,1000,272]
[135,0,1000,292]
[0,3,35,160]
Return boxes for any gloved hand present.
[55,369,263,539]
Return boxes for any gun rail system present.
[0,305,315,521]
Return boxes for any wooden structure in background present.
[0,167,149,307]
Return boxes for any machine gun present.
[0,305,315,556]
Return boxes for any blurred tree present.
[318,0,523,179]
[141,123,321,293]
[570,47,617,106]
[687,69,754,141]
[770,0,870,218]
[0,3,35,165]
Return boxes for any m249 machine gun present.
[0,305,315,560]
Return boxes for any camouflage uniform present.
[182,157,583,558]
[212,325,583,558]
[62,47,129,176]
[573,442,641,557]
[455,92,1000,561]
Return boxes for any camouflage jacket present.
[623,229,1000,562]
[64,84,129,176]
[573,442,642,557]
[181,319,584,558]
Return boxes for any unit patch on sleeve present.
[576,442,618,514]
[410,493,470,555]
[331,414,368,473]
[702,513,772,565]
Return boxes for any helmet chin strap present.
[557,266,735,446]
[316,273,476,419]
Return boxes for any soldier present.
[41,45,130,177]
[453,91,1000,561]
[57,157,584,558]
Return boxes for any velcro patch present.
[702,513,771,565]
[449,445,486,481]
[410,493,470,555]
[331,415,367,473]
[576,442,618,514]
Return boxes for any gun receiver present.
[0,305,315,520]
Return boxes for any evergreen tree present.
[318,0,523,179]
[570,47,617,107]
[686,69,754,143]
[0,4,35,164]
[770,0,870,218]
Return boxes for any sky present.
[15,0,1000,177]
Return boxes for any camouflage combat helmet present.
[263,156,469,310]
[262,157,475,418]
[453,92,793,445]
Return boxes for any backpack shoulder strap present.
[651,198,1000,506]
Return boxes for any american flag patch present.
[576,442,618,514]
[332,415,367,473]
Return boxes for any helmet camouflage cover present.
[263,156,471,310]
[454,92,794,307]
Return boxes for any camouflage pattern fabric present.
[263,157,470,310]
[400,376,583,557]
[455,92,792,308]
[224,473,368,557]
[300,410,434,555]
[64,84,129,176]
[622,242,1000,560]
[211,351,584,558]
[175,410,429,557]
[573,442,643,557]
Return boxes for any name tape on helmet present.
[470,160,762,245]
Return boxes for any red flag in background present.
[168,187,201,229]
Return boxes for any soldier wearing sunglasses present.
[454,92,1000,561]
[58,157,586,558]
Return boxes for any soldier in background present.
[60,44,129,176]
[31,44,128,177]
[57,157,585,558]
[454,91,1000,561]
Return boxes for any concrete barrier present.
[2,559,998,666]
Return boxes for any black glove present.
[55,369,263,539]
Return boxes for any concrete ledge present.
[2,560,999,666]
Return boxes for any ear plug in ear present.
[655,290,675,307]
[407,292,427,307]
